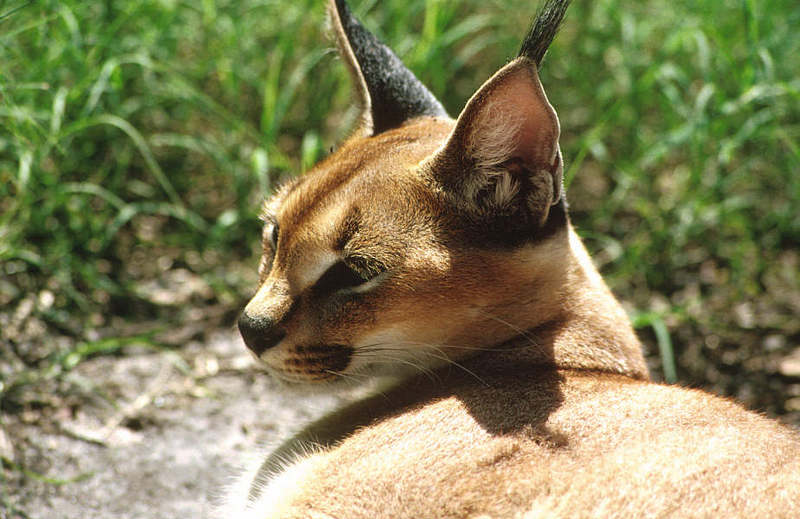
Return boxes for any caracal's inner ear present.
[427,57,564,225]
[328,0,448,136]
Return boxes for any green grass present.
[1,0,799,415]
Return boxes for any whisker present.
[358,341,516,353]
[351,349,442,384]
[482,312,539,347]
[323,368,369,385]
[355,341,489,387]
[406,345,490,387]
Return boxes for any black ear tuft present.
[331,0,448,134]
[518,0,571,66]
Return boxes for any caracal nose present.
[237,312,287,356]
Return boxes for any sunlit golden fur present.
[223,1,800,517]
[244,115,644,383]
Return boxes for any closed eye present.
[313,257,385,294]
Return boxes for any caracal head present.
[238,0,567,383]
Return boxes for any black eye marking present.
[313,256,386,294]
[334,208,362,250]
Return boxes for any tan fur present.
[225,2,800,517]
[230,371,800,519]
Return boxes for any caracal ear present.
[328,0,448,136]
[426,57,564,227]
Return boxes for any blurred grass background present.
[1,0,798,424]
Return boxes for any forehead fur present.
[269,117,454,245]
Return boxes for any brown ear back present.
[427,58,563,226]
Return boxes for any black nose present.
[237,312,287,356]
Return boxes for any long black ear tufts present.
[518,0,571,66]
[332,0,448,134]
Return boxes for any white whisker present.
[483,312,539,347]
[355,341,489,387]
[351,348,442,383]
[323,368,369,385]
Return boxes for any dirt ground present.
[1,330,354,519]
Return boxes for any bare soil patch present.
[1,331,347,519]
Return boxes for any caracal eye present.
[313,256,385,294]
